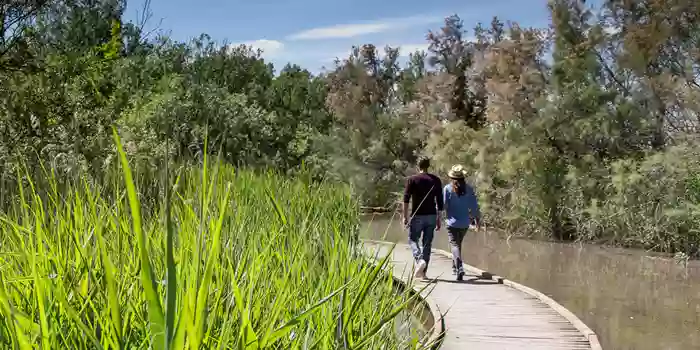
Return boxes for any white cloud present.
[290,23,391,40]
[288,15,442,40]
[232,39,285,57]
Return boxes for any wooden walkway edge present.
[362,240,602,350]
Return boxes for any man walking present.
[402,156,443,279]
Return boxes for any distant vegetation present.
[1,0,699,261]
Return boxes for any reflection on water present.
[362,214,700,350]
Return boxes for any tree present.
[397,49,427,103]
[0,0,51,70]
[602,0,700,146]
[265,64,332,170]
[32,0,126,54]
[324,44,423,205]
[426,14,487,128]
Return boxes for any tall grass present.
[0,134,431,349]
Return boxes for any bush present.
[564,145,700,256]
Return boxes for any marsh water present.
[362,214,700,350]
[394,299,433,347]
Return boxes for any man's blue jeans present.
[408,215,437,273]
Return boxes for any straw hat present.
[448,164,467,179]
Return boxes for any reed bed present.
[0,132,432,349]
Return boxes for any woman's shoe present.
[456,268,465,281]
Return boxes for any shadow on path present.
[434,277,499,285]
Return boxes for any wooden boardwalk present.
[363,240,597,350]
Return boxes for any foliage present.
[0,143,433,348]
[2,0,700,260]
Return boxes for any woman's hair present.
[452,178,467,196]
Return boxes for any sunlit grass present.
[0,132,434,349]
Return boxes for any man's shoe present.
[415,259,427,279]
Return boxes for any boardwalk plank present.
[363,241,593,350]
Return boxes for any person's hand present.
[436,219,441,231]
[403,216,409,228]
[475,219,483,232]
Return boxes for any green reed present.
[0,132,434,349]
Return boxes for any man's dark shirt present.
[403,172,444,216]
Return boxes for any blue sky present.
[124,0,557,72]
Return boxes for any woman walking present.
[443,165,481,281]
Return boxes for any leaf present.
[191,183,231,347]
[266,188,288,226]
[113,127,166,349]
[265,278,355,346]
[95,217,123,348]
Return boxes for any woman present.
[443,165,481,281]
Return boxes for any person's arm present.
[442,186,449,224]
[435,179,444,230]
[442,186,449,213]
[402,178,412,226]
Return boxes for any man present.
[402,156,443,279]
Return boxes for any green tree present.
[426,14,487,128]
